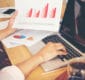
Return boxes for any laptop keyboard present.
[42,34,82,61]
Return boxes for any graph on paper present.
[14,0,63,31]
[26,3,56,18]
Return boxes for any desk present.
[0,0,15,8]
[0,18,9,22]
[5,45,67,80]
[0,0,67,80]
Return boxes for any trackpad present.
[28,41,45,55]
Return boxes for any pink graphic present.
[50,8,56,18]
[41,3,48,18]
[27,8,33,17]
[34,10,40,17]
[13,35,26,39]
[26,3,57,18]
[13,35,21,39]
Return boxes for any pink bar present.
[35,10,40,17]
[27,8,33,17]
[50,8,56,18]
[42,3,48,18]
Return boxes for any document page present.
[2,30,54,48]
[13,0,63,32]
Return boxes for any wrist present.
[6,27,16,35]
[5,27,11,33]
[36,54,44,64]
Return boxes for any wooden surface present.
[1,0,67,80]
[0,0,15,8]
[4,44,67,80]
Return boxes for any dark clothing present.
[0,42,11,69]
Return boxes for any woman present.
[0,11,67,80]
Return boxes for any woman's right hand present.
[37,42,67,62]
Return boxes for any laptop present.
[29,0,85,72]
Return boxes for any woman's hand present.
[6,11,18,33]
[38,42,67,62]
[16,42,67,76]
[0,11,18,40]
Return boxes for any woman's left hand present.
[6,11,18,33]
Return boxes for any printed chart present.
[27,3,56,18]
[14,0,63,31]
[2,30,53,48]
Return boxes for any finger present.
[10,10,18,20]
[8,11,18,27]
[54,43,66,52]
[9,10,18,23]
[56,50,67,55]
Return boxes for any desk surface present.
[5,45,67,80]
[0,0,15,8]
[1,0,67,80]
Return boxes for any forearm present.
[16,42,67,77]
[16,53,43,77]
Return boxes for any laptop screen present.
[60,0,85,52]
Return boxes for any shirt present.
[0,66,25,80]
[0,42,11,69]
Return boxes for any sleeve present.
[0,66,25,80]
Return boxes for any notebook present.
[29,0,85,72]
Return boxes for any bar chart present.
[14,0,63,31]
[26,3,57,18]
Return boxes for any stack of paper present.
[0,20,9,30]
[2,29,54,48]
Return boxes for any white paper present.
[2,29,54,48]
[1,40,21,48]
[13,0,63,32]
[0,20,9,30]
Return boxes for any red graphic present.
[50,8,56,18]
[13,35,21,39]
[13,35,26,39]
[26,3,57,18]
[34,10,40,17]
[41,3,48,18]
[27,8,33,17]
